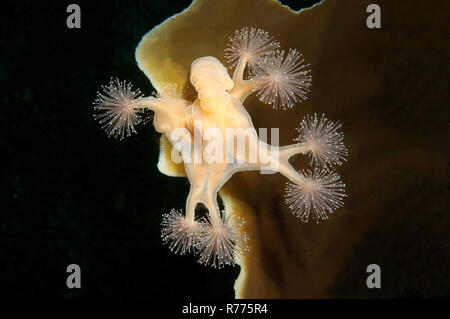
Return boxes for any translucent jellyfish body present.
[93,27,347,268]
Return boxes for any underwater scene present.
[2,0,449,313]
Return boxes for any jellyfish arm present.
[229,56,255,102]
[227,54,309,184]
[272,143,309,184]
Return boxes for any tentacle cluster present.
[225,27,312,109]
[285,168,346,222]
[93,78,145,140]
[224,27,280,76]
[253,49,311,109]
[161,209,202,255]
[295,113,348,168]
[284,113,348,223]
[161,209,248,269]
[197,212,248,268]
[93,78,183,139]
